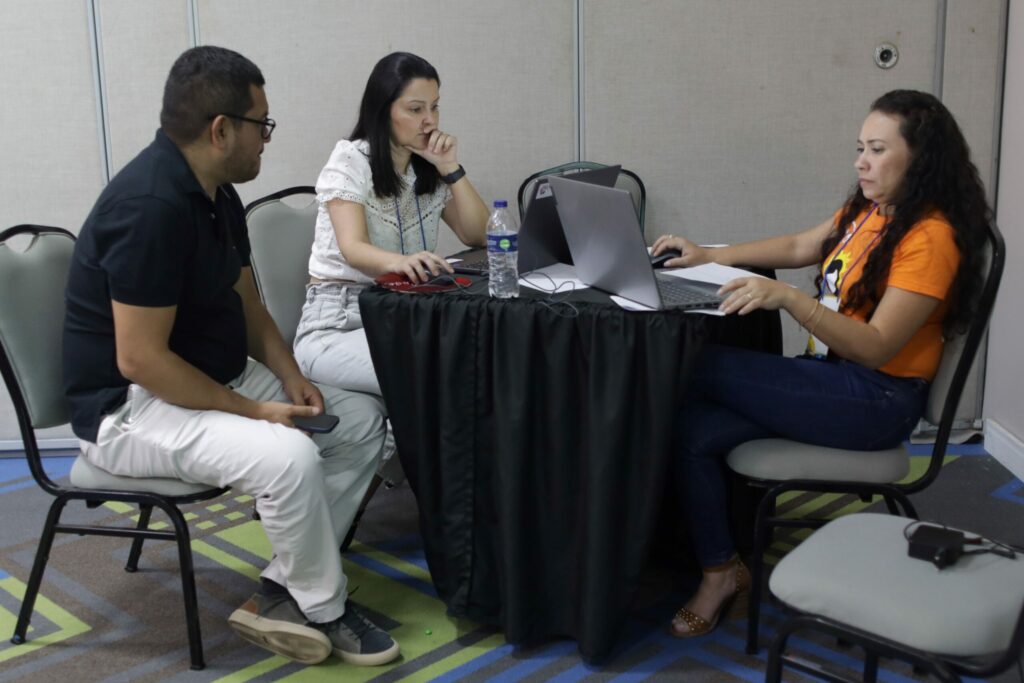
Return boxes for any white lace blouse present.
[308,139,452,282]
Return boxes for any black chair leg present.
[163,502,205,670]
[12,498,68,645]
[746,494,774,654]
[125,503,154,572]
[864,650,879,682]
[882,496,901,515]
[765,620,793,683]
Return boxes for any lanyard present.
[821,203,879,300]
[394,193,427,255]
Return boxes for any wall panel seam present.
[933,0,947,98]
[188,0,200,47]
[87,0,112,185]
[574,0,583,162]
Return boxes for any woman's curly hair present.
[817,89,990,337]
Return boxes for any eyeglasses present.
[211,113,276,141]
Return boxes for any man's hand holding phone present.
[292,413,340,433]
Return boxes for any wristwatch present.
[440,164,466,185]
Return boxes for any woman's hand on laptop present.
[652,235,710,268]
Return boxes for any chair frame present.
[740,221,1006,655]
[516,161,647,227]
[765,605,1024,683]
[1,225,227,670]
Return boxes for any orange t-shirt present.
[822,208,960,381]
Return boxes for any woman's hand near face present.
[387,250,454,284]
[651,234,713,268]
[407,130,459,173]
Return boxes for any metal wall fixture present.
[874,42,899,69]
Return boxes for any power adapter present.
[907,524,964,569]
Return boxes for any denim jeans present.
[674,345,929,567]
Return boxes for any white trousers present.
[79,359,385,623]
[293,282,404,485]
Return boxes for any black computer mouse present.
[650,248,682,268]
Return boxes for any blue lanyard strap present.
[394,193,427,256]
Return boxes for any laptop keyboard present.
[452,253,488,274]
[655,274,724,309]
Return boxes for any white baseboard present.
[985,419,1024,483]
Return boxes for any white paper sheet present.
[518,262,589,294]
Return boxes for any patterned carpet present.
[0,444,1021,682]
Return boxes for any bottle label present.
[487,233,518,253]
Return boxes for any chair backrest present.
[245,187,317,347]
[517,161,647,231]
[910,221,1005,492]
[0,226,75,432]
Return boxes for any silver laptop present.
[451,165,621,275]
[548,176,725,310]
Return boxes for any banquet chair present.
[0,225,227,670]
[517,161,647,230]
[726,221,1005,654]
[766,513,1024,683]
[244,186,317,347]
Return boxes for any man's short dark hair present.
[160,46,265,145]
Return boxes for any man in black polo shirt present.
[63,46,399,667]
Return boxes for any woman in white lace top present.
[294,52,487,400]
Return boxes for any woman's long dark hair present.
[350,52,441,198]
[817,89,989,337]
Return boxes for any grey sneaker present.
[315,600,400,666]
[228,592,332,664]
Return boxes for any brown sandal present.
[670,555,750,638]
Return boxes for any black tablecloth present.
[360,285,780,661]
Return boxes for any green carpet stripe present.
[0,576,90,663]
[191,539,263,580]
[217,520,273,561]
[211,653,291,683]
[349,541,433,583]
[400,632,508,683]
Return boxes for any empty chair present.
[766,513,1024,683]
[517,161,647,230]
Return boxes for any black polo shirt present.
[64,130,252,443]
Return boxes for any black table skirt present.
[360,286,781,661]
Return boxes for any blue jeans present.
[674,345,929,567]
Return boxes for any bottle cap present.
[493,200,508,208]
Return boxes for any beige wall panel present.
[99,0,191,175]
[584,0,939,357]
[938,0,1006,424]
[987,0,1024,477]
[942,0,1005,202]
[584,0,938,246]
[197,0,575,255]
[0,1,102,443]
[0,0,104,230]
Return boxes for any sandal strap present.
[673,606,712,636]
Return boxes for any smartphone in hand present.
[292,413,340,433]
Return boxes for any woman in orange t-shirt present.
[651,90,991,639]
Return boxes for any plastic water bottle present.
[487,200,519,298]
